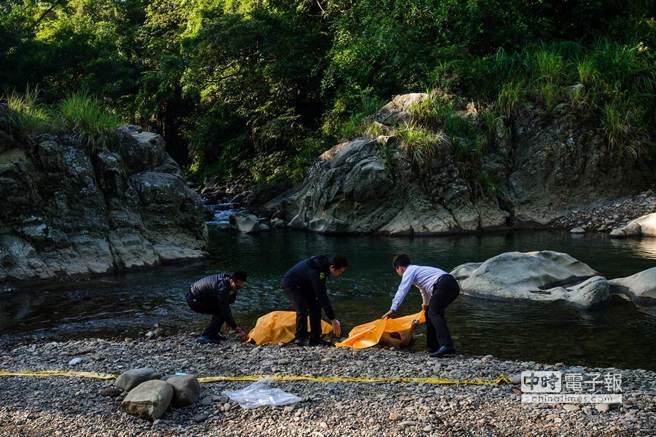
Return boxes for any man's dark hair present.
[393,254,411,269]
[330,255,349,269]
[231,271,248,282]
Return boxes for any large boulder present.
[114,368,162,392]
[0,116,208,283]
[451,251,608,308]
[609,268,656,303]
[270,135,508,235]
[263,92,655,235]
[166,375,201,407]
[610,213,656,238]
[121,380,173,420]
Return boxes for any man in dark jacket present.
[186,271,248,344]
[282,255,348,346]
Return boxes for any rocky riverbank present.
[1,335,655,436]
[0,105,208,284]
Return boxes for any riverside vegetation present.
[2,0,655,190]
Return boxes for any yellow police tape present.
[0,369,511,386]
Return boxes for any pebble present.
[68,357,85,366]
[1,334,653,436]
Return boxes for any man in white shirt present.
[382,254,460,358]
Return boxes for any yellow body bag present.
[248,311,333,345]
[335,310,426,349]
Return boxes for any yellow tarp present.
[248,311,333,345]
[335,310,426,349]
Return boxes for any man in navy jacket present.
[282,255,348,346]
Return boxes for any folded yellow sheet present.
[248,311,333,345]
[335,310,426,349]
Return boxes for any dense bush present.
[2,0,654,184]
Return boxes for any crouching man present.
[186,271,248,344]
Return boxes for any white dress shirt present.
[390,265,447,311]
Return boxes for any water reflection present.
[1,231,655,370]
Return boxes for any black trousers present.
[426,274,460,351]
[283,286,322,341]
[186,291,225,337]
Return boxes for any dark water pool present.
[2,230,655,369]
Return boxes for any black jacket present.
[189,273,238,329]
[282,255,335,320]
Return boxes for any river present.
[2,230,655,370]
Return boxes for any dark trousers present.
[283,286,322,341]
[426,274,460,351]
[186,291,225,337]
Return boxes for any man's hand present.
[381,309,396,319]
[331,319,341,337]
[234,326,247,341]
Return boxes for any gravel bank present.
[553,190,656,233]
[1,335,655,436]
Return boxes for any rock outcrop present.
[0,107,208,283]
[266,93,655,235]
[610,213,656,238]
[609,268,656,302]
[450,251,609,308]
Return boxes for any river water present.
[2,230,655,370]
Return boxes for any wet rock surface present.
[1,335,655,436]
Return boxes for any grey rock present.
[121,380,174,420]
[0,117,208,283]
[68,357,85,366]
[451,251,607,307]
[166,375,201,407]
[609,267,656,303]
[570,227,585,234]
[270,218,285,229]
[100,386,123,398]
[610,213,656,238]
[233,213,260,233]
[115,368,161,392]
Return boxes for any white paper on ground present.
[221,380,302,409]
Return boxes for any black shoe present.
[198,334,226,344]
[429,346,456,358]
[291,337,308,346]
[308,338,332,347]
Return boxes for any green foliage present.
[1,0,654,183]
[6,87,51,135]
[496,81,522,115]
[396,123,449,167]
[57,92,121,148]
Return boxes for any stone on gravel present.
[100,386,123,398]
[166,375,201,407]
[596,403,610,413]
[68,357,85,366]
[115,368,161,392]
[121,380,174,420]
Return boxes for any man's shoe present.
[308,338,332,347]
[197,334,225,345]
[429,346,456,358]
[291,337,308,346]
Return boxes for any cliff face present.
[0,108,208,283]
[268,93,655,235]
